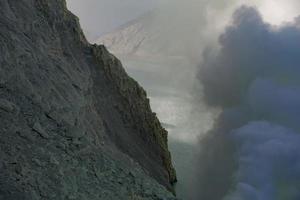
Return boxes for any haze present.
[66,1,300,199]
[67,0,300,42]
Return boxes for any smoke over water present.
[67,1,300,199]
[196,6,300,200]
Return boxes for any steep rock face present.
[91,45,177,185]
[0,0,176,199]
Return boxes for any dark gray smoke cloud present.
[195,6,300,200]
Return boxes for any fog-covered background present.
[66,0,159,40]
[66,0,300,199]
[67,0,300,41]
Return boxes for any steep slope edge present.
[0,0,176,199]
[91,45,177,186]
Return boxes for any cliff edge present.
[0,0,176,199]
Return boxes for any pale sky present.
[66,0,300,42]
[66,0,159,40]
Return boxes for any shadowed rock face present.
[0,0,176,199]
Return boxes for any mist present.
[66,0,300,199]
[66,0,159,40]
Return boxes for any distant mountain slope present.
[95,8,201,57]
[95,12,155,55]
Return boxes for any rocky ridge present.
[0,0,176,199]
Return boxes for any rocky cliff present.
[0,0,177,199]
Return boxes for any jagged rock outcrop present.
[0,0,177,199]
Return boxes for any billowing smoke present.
[66,1,300,199]
[195,6,300,200]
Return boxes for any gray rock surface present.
[0,0,177,199]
